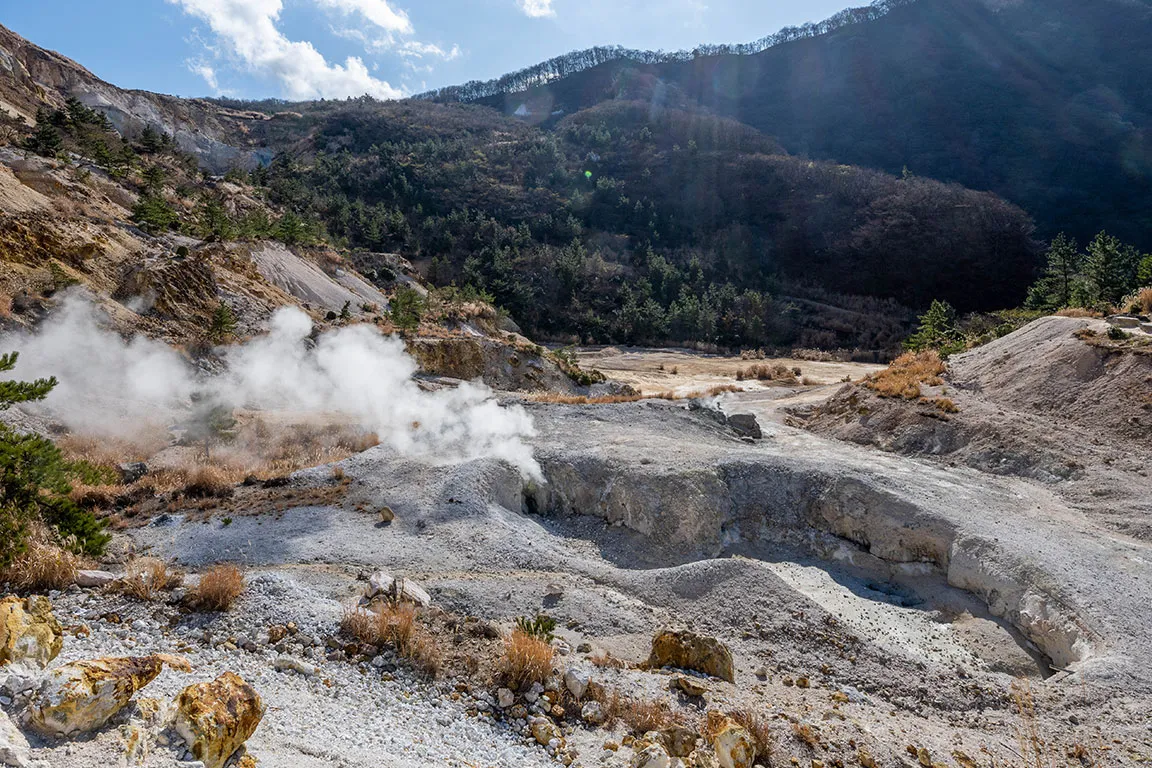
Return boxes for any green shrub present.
[515,613,557,642]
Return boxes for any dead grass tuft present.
[1,526,80,590]
[1130,287,1152,315]
[864,350,946,399]
[342,602,440,676]
[188,564,244,611]
[735,363,798,384]
[1055,307,1102,318]
[120,557,183,601]
[500,629,554,690]
[589,651,628,669]
[591,687,686,734]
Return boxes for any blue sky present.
[2,0,851,101]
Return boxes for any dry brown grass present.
[120,557,183,600]
[499,629,554,690]
[1,526,80,590]
[589,652,628,669]
[1130,287,1152,315]
[341,603,440,676]
[1055,307,1103,318]
[864,350,946,399]
[924,397,960,414]
[727,708,776,764]
[736,363,798,384]
[591,687,686,734]
[1010,679,1100,768]
[188,564,244,611]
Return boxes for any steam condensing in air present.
[1,295,541,479]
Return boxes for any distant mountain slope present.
[0,22,1041,352]
[466,0,1152,249]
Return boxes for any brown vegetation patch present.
[735,363,799,384]
[119,557,183,601]
[864,350,946,399]
[188,564,244,612]
[499,629,554,690]
[0,526,80,590]
[341,602,441,677]
[590,687,689,734]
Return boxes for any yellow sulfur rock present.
[0,595,63,669]
[29,654,190,736]
[174,672,265,768]
[647,630,735,683]
[711,716,756,768]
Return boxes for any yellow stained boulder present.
[174,672,264,768]
[28,654,190,737]
[0,596,63,669]
[647,630,735,683]
[711,717,756,768]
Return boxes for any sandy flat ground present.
[574,346,884,396]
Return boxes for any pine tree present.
[207,301,237,343]
[1084,231,1139,306]
[1025,233,1083,310]
[905,300,964,355]
[0,353,108,565]
[25,119,64,158]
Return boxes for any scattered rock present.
[273,655,316,677]
[74,571,118,589]
[363,571,431,607]
[630,742,671,768]
[580,701,605,725]
[118,462,149,484]
[173,672,265,768]
[689,750,720,768]
[564,669,589,700]
[379,506,395,524]
[726,413,762,440]
[712,717,756,768]
[0,710,34,768]
[530,717,561,747]
[671,675,708,697]
[0,596,63,669]
[647,630,735,683]
[496,688,515,709]
[28,654,190,736]
[659,725,699,757]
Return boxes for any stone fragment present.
[0,710,33,767]
[0,597,63,669]
[712,717,756,768]
[118,462,149,484]
[580,701,605,725]
[363,571,431,607]
[671,674,708,697]
[564,669,590,700]
[273,655,316,677]
[726,413,762,440]
[75,571,118,589]
[496,688,515,708]
[630,743,671,768]
[647,630,735,683]
[660,725,699,757]
[173,672,265,768]
[379,506,395,523]
[530,716,561,746]
[28,654,190,736]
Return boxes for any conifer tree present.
[208,301,237,343]
[905,300,963,355]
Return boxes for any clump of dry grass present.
[735,363,798,384]
[500,629,554,690]
[591,687,686,734]
[1127,287,1152,315]
[1055,307,1102,318]
[188,564,244,611]
[0,526,80,590]
[341,602,440,676]
[864,350,946,399]
[120,557,183,601]
[589,651,628,669]
[923,397,960,414]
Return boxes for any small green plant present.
[207,301,237,343]
[1107,325,1130,341]
[389,286,426,332]
[515,613,557,642]
[221,517,233,527]
[339,301,352,320]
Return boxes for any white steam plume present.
[1,296,541,479]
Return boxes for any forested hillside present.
[437,0,1152,252]
[242,98,1036,351]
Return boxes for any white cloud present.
[168,0,405,100]
[189,62,219,92]
[314,0,412,33]
[518,0,556,18]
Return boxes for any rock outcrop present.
[647,630,735,683]
[0,596,62,669]
[27,654,190,737]
[173,672,264,768]
[711,717,756,768]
